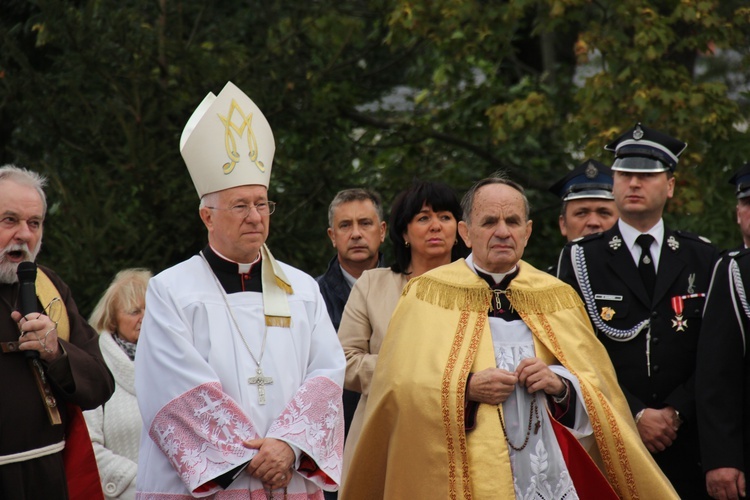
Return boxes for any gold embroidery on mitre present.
[219,99,265,175]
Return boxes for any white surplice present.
[134,255,345,499]
[490,316,593,500]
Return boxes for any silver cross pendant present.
[248,367,273,405]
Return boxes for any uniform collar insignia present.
[608,235,622,250]
[667,235,679,250]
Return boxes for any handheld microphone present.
[16,261,41,359]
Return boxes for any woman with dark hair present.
[387,181,470,275]
[337,180,468,483]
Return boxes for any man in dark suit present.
[315,188,385,500]
[558,123,719,499]
[697,247,750,500]
[695,164,750,500]
[547,159,618,275]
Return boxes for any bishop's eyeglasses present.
[206,201,277,218]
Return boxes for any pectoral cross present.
[493,289,506,313]
[248,367,273,405]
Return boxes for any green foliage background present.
[1,0,749,315]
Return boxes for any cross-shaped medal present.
[248,367,273,405]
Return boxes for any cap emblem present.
[632,124,644,140]
[585,162,599,179]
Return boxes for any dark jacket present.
[696,248,750,474]
[316,254,385,330]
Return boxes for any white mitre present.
[182,82,292,326]
[180,81,275,198]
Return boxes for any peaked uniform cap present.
[605,123,686,173]
[548,159,614,201]
[729,162,750,200]
[180,81,275,198]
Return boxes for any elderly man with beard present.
[0,164,114,499]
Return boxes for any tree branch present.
[339,107,544,187]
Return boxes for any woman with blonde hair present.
[84,268,151,500]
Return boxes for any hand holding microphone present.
[12,262,61,362]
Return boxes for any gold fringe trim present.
[407,275,581,315]
[265,316,291,328]
[506,284,580,314]
[275,275,293,295]
[407,276,491,313]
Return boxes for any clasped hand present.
[636,407,681,453]
[11,310,61,362]
[243,438,295,491]
[467,357,565,405]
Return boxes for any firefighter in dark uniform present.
[547,159,618,275]
[558,123,719,499]
[695,163,750,500]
